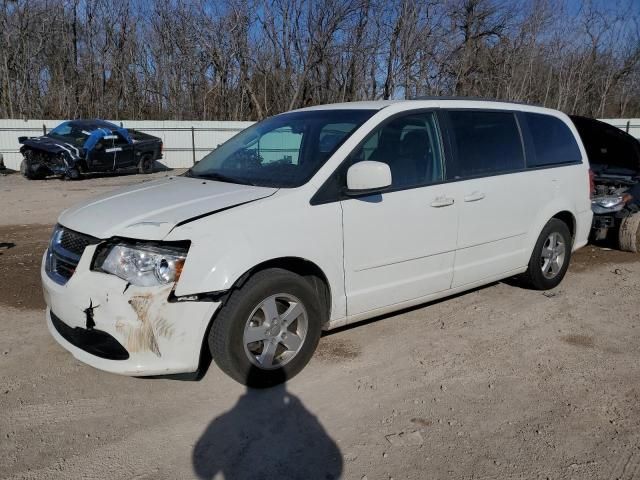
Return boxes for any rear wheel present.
[619,213,640,253]
[138,155,154,174]
[209,268,323,387]
[522,219,572,290]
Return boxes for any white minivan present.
[42,99,593,386]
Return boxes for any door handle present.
[464,191,485,202]
[431,196,455,208]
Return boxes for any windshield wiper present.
[186,170,256,186]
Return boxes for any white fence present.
[0,117,638,172]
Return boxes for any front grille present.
[54,257,77,280]
[60,228,95,256]
[45,225,99,285]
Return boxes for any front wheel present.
[521,219,573,290]
[209,268,323,387]
[20,156,45,179]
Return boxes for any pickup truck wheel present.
[209,268,323,387]
[65,168,81,180]
[138,155,154,174]
[20,157,45,180]
[619,213,640,253]
[20,158,33,179]
[522,219,572,290]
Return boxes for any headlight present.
[593,196,625,209]
[99,244,187,287]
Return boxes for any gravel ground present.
[1,170,639,480]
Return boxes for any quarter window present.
[446,110,524,179]
[524,113,582,167]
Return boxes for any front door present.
[341,111,459,317]
[112,132,136,168]
[87,139,116,171]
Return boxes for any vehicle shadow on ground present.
[324,281,501,337]
[192,367,343,480]
[18,164,173,181]
[0,242,16,253]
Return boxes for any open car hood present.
[58,176,277,240]
[570,115,640,173]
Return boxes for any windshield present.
[47,122,92,147]
[188,109,376,187]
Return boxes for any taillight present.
[588,169,595,196]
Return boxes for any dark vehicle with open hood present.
[18,119,163,180]
[570,115,640,252]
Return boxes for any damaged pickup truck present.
[570,116,640,252]
[19,119,163,180]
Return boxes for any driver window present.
[350,112,444,189]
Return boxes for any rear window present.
[446,110,525,179]
[524,113,582,167]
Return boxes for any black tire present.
[138,155,154,174]
[65,168,81,180]
[618,213,640,253]
[20,155,44,179]
[20,158,33,179]
[209,268,323,388]
[521,218,573,290]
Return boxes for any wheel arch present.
[193,256,333,375]
[228,256,332,325]
[524,203,580,266]
[551,210,576,240]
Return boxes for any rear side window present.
[446,110,524,179]
[524,113,582,167]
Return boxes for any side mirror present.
[345,161,392,195]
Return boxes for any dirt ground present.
[1,170,640,480]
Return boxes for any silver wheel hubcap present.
[540,232,566,279]
[243,294,308,370]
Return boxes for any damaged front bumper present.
[42,245,220,376]
[24,148,77,176]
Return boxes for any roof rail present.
[410,95,541,107]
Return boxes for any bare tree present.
[0,0,638,120]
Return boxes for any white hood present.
[58,176,277,240]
